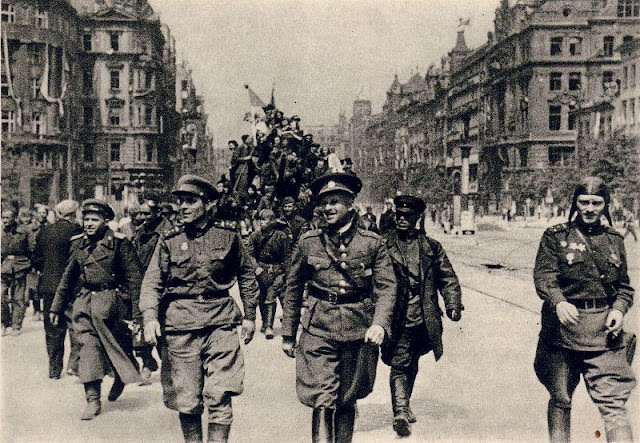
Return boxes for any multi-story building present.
[615,37,640,136]
[305,112,349,159]
[347,0,639,211]
[1,0,81,207]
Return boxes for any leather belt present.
[83,283,117,291]
[166,290,229,301]
[308,285,363,305]
[568,298,611,309]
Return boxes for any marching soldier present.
[281,171,397,443]
[249,208,291,339]
[533,176,636,442]
[140,175,260,443]
[382,195,463,437]
[49,199,143,419]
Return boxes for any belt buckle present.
[328,291,338,304]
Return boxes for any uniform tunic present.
[139,220,259,420]
[1,224,31,329]
[281,219,396,408]
[533,221,635,432]
[249,221,291,304]
[50,228,142,384]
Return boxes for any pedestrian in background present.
[281,171,396,442]
[140,175,259,443]
[622,208,638,242]
[533,176,636,442]
[32,200,83,379]
[382,195,463,437]
[50,199,142,420]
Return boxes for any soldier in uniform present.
[249,208,291,339]
[382,195,463,437]
[49,199,142,420]
[533,176,636,442]
[1,207,32,335]
[281,172,397,443]
[140,174,260,443]
[130,195,172,383]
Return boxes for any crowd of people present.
[0,106,636,443]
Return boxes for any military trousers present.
[72,289,139,384]
[42,292,80,377]
[1,275,27,329]
[383,323,432,390]
[534,338,636,433]
[163,324,244,424]
[295,330,379,409]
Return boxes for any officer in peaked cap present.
[140,173,259,442]
[383,194,462,437]
[50,197,142,420]
[81,199,115,221]
[172,174,219,202]
[281,170,396,442]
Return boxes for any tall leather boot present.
[391,374,412,437]
[335,403,356,443]
[259,303,268,333]
[80,380,102,420]
[406,359,419,423]
[264,304,275,339]
[547,400,571,442]
[312,408,335,443]
[207,423,231,442]
[606,425,633,442]
[179,413,203,443]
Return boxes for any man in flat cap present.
[382,194,463,437]
[33,200,83,379]
[281,171,396,442]
[140,174,260,443]
[50,199,143,419]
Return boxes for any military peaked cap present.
[394,195,426,214]
[81,199,115,221]
[172,174,219,201]
[310,172,362,199]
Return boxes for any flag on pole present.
[270,83,276,107]
[244,84,266,137]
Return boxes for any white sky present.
[148,0,502,147]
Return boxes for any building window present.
[181,79,189,91]
[518,147,528,167]
[83,106,93,126]
[569,37,582,56]
[108,108,121,126]
[144,105,153,126]
[144,71,153,89]
[603,36,615,56]
[549,147,575,167]
[568,107,577,130]
[623,66,629,88]
[35,9,48,28]
[1,110,15,133]
[83,34,92,51]
[31,45,41,65]
[569,72,581,90]
[1,4,15,23]
[1,73,9,96]
[81,69,92,92]
[632,64,637,87]
[549,105,562,131]
[110,33,120,52]
[32,78,39,98]
[630,98,636,126]
[145,141,154,162]
[83,144,94,162]
[618,0,639,16]
[32,112,43,136]
[549,72,562,91]
[623,35,634,44]
[550,37,563,56]
[110,70,120,90]
[110,142,121,162]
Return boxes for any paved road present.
[1,225,638,442]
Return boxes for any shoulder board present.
[604,225,623,237]
[163,225,183,238]
[70,233,85,242]
[358,228,381,239]
[112,231,127,240]
[300,229,321,240]
[547,222,570,234]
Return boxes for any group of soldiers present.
[1,158,637,442]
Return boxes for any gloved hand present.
[241,319,256,344]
